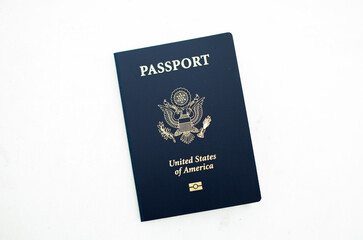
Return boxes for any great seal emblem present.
[157,87,212,144]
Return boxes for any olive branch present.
[157,121,176,143]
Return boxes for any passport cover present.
[114,33,261,221]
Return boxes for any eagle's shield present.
[178,115,193,133]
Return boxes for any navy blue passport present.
[114,33,261,221]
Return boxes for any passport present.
[114,33,261,221]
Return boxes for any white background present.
[1,0,362,239]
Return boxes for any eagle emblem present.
[157,87,211,144]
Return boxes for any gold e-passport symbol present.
[189,181,203,192]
